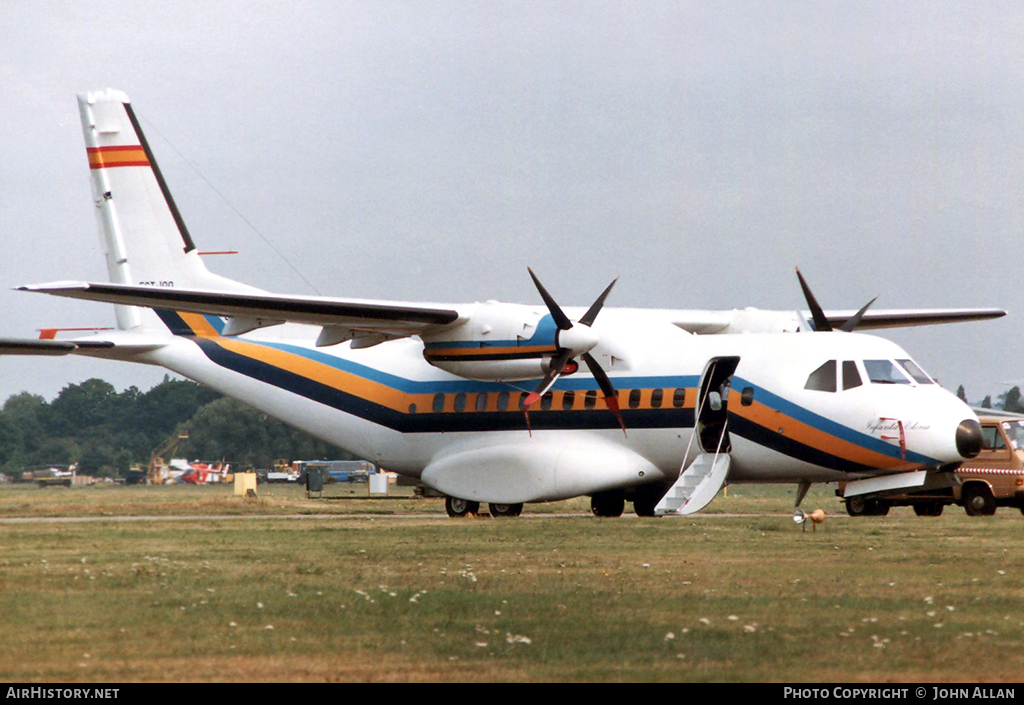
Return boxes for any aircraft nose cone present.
[956,419,983,459]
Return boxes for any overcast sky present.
[1,1,1022,404]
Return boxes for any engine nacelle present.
[421,301,563,381]
[720,308,804,334]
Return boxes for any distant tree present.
[0,377,354,475]
[999,386,1024,414]
[957,385,967,403]
[181,397,355,468]
[982,395,992,409]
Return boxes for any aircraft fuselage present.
[133,307,976,504]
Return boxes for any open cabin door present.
[654,355,742,516]
[695,356,741,454]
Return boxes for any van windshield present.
[1001,420,1024,450]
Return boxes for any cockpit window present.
[842,361,862,390]
[864,359,911,384]
[897,359,934,384]
[805,360,837,392]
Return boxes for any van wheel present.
[913,501,944,517]
[963,484,996,516]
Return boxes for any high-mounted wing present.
[670,306,1005,335]
[19,281,464,347]
[825,308,1006,331]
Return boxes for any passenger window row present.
[419,388,688,414]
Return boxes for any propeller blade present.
[524,350,574,408]
[838,296,878,332]
[583,352,626,435]
[795,268,833,332]
[578,277,618,327]
[528,268,573,331]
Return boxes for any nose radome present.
[956,419,983,458]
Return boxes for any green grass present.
[1,482,1023,681]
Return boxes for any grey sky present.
[1,1,1022,404]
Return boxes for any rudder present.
[78,89,253,331]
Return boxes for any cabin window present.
[628,389,642,409]
[454,393,467,412]
[497,391,510,412]
[541,392,554,410]
[562,390,576,410]
[650,389,664,408]
[432,393,445,413]
[475,393,488,412]
[805,360,837,392]
[672,388,686,408]
[740,387,754,406]
[584,390,598,409]
[864,360,910,385]
[897,359,934,384]
[842,361,863,390]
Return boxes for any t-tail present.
[78,88,256,332]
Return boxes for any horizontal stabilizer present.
[0,339,80,355]
[0,333,170,358]
[0,338,118,356]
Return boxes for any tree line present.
[957,384,1024,414]
[0,377,355,478]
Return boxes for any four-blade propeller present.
[795,267,877,332]
[520,267,872,436]
[524,268,625,434]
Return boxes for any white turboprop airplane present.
[0,89,1005,518]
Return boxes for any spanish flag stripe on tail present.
[86,145,149,169]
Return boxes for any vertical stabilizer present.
[77,89,254,331]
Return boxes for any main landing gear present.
[444,496,523,518]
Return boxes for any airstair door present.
[695,356,741,454]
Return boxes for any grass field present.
[1,481,1023,682]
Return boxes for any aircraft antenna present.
[134,110,323,295]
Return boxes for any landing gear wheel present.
[845,497,889,516]
[489,503,523,517]
[632,497,659,517]
[445,496,480,517]
[845,496,869,516]
[590,492,625,518]
[963,485,996,516]
[913,501,944,517]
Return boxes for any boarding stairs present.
[654,451,731,515]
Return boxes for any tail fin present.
[77,89,254,331]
